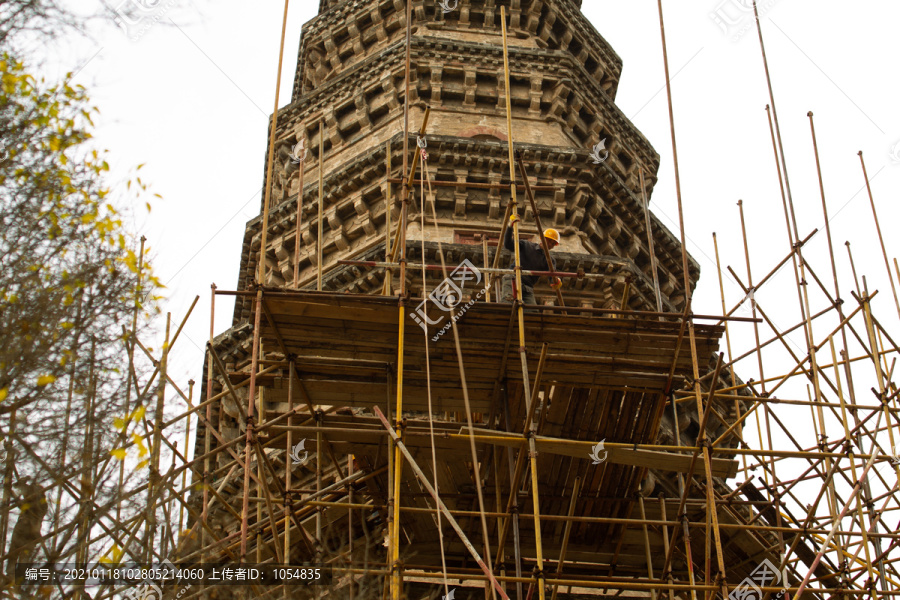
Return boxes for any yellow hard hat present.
[544,228,560,243]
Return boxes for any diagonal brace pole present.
[373,406,510,600]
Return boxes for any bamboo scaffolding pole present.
[297,498,900,539]
[858,288,897,590]
[237,0,291,567]
[293,124,306,289]
[117,236,145,532]
[317,120,325,292]
[640,168,664,314]
[657,0,729,595]
[858,151,900,322]
[737,201,770,493]
[499,6,534,436]
[514,151,566,310]
[549,477,580,600]
[807,111,849,547]
[417,127,498,600]
[49,296,85,558]
[76,340,96,569]
[374,406,510,599]
[145,315,169,561]
[383,140,393,296]
[178,379,193,538]
[796,451,881,598]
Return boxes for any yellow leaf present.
[36,375,56,387]
[0,388,6,402]
[113,418,126,431]
[100,544,124,564]
[136,459,150,470]
[132,406,146,421]
[110,449,127,460]
[132,433,148,457]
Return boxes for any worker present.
[501,213,562,306]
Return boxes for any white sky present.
[41,1,900,466]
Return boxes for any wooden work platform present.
[256,291,724,413]
[250,291,737,575]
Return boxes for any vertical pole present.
[795,453,879,598]
[241,291,261,564]
[73,342,97,600]
[527,436,546,600]
[712,234,747,474]
[348,454,354,600]
[736,202,770,488]
[147,316,170,561]
[179,380,194,538]
[316,414,323,559]
[293,125,306,288]
[482,237,492,303]
[659,495,676,600]
[550,477,581,600]
[119,236,146,527]
[503,400,524,600]
[638,495,657,600]
[831,339,876,592]
[318,120,325,292]
[737,201,766,395]
[657,1,728,594]
[858,151,900,321]
[391,1,413,597]
[243,0,290,564]
[162,442,176,559]
[384,140,393,296]
[807,110,858,567]
[201,284,216,567]
[639,168,663,313]
[860,289,897,591]
[283,361,296,582]
[390,321,406,600]
[500,7,531,407]
[681,515,698,600]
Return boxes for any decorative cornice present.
[296,0,617,103]
[232,134,695,325]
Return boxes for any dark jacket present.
[504,226,556,288]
